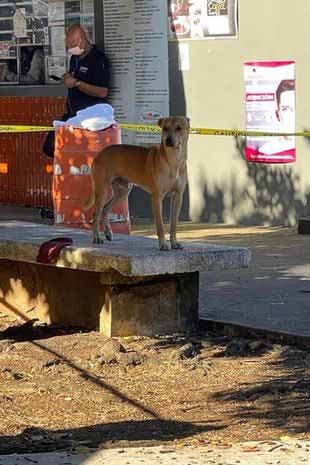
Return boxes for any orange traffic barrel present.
[53,124,130,235]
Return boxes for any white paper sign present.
[50,26,66,56]
[48,1,65,24]
[13,9,27,38]
[47,56,66,80]
[103,0,169,144]
[168,0,238,40]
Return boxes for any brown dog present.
[84,116,190,250]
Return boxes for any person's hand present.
[63,72,77,88]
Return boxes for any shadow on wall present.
[199,137,310,226]
[129,30,190,222]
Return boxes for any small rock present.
[280,347,306,359]
[170,343,199,360]
[41,359,63,369]
[160,448,176,453]
[224,339,249,356]
[248,340,269,353]
[120,351,144,366]
[0,340,15,353]
[97,354,118,365]
[225,339,270,356]
[2,368,23,380]
[101,339,126,355]
[98,339,126,364]
[271,344,284,354]
[30,434,44,442]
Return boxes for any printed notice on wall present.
[13,9,27,38]
[168,0,238,40]
[244,61,296,164]
[50,26,66,56]
[48,0,65,25]
[103,0,169,144]
[46,56,66,84]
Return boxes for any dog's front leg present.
[152,193,168,251]
[170,190,184,249]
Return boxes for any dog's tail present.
[83,168,95,211]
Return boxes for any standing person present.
[41,25,110,221]
[42,25,110,159]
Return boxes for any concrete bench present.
[0,221,251,336]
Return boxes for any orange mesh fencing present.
[0,96,66,208]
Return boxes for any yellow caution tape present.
[0,125,53,133]
[120,124,310,137]
[0,123,310,138]
[120,123,161,133]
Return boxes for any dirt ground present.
[1,220,310,454]
[0,315,310,455]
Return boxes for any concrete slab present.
[0,221,251,276]
[4,206,310,340]
[1,441,310,465]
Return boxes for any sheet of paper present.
[13,9,27,38]
[33,0,48,17]
[50,26,66,55]
[47,56,66,81]
[48,0,65,24]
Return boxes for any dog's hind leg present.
[92,179,109,244]
[101,178,133,241]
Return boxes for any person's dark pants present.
[43,112,74,158]
[41,112,74,219]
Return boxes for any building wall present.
[168,0,310,226]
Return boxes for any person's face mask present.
[68,41,85,56]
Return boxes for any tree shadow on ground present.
[199,137,310,226]
[0,319,87,342]
[0,310,224,455]
[147,333,310,436]
[211,346,310,434]
[0,419,224,455]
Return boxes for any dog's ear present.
[158,117,165,128]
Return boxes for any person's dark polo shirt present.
[68,46,110,114]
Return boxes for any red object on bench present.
[36,237,73,264]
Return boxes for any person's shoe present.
[40,208,54,223]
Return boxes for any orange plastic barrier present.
[53,124,130,235]
[0,96,66,208]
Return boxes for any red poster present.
[244,61,296,163]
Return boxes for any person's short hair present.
[276,79,295,108]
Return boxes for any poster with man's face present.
[244,61,296,164]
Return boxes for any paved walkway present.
[1,205,310,338]
[1,440,309,464]
[135,223,310,338]
[199,226,310,338]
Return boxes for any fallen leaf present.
[242,446,261,452]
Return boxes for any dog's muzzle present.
[165,136,176,147]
